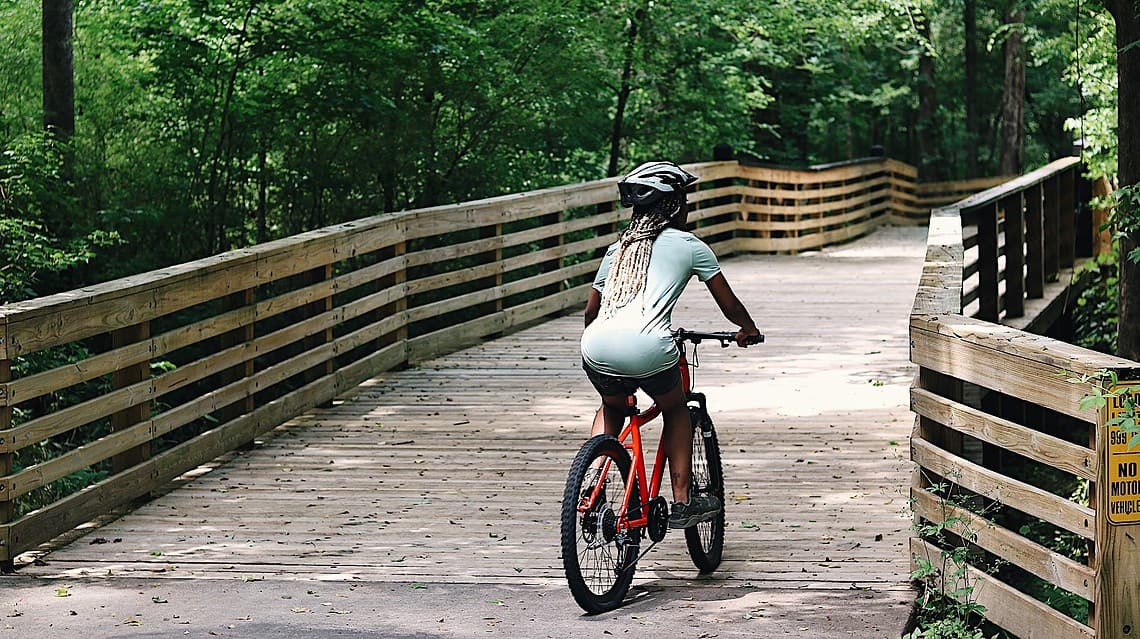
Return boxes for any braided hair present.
[598,193,684,319]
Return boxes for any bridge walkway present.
[17,226,925,636]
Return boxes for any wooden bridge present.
[2,155,1138,638]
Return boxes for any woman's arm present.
[703,273,760,346]
[584,288,602,327]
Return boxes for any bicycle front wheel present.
[560,434,638,614]
[685,406,725,572]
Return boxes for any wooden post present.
[1025,183,1045,299]
[474,225,501,337]
[111,322,151,474]
[917,368,964,456]
[1002,193,1025,319]
[0,353,12,567]
[558,210,569,292]
[492,224,505,313]
[303,264,334,406]
[914,366,964,529]
[1077,172,1095,258]
[594,201,617,261]
[1089,405,1098,628]
[976,202,1001,322]
[1044,176,1060,282]
[1059,167,1077,269]
[218,289,255,425]
[540,214,561,299]
[1094,378,1140,639]
[394,242,408,356]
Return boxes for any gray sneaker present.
[668,494,722,529]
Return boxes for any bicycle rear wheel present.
[685,406,725,572]
[561,434,639,613]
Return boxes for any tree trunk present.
[607,5,645,178]
[964,0,980,177]
[916,13,939,181]
[998,5,1026,176]
[42,0,74,141]
[1107,0,1140,361]
[257,134,268,244]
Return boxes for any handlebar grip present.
[674,329,764,346]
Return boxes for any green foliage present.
[1060,5,1117,181]
[10,341,113,516]
[0,132,121,302]
[904,617,987,639]
[1073,252,1120,353]
[997,473,1090,623]
[0,1,40,139]
[1072,369,1140,446]
[1,0,1103,297]
[906,479,993,639]
[1108,185,1140,264]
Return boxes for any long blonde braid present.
[598,195,682,319]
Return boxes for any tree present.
[964,0,980,176]
[998,2,1026,175]
[0,0,1106,297]
[1105,0,1140,361]
[917,7,940,180]
[607,2,648,177]
[42,0,74,141]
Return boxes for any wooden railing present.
[911,156,1140,638]
[0,156,997,565]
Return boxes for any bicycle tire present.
[685,406,725,572]
[560,434,638,613]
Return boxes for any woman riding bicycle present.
[581,160,760,529]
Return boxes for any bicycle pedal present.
[647,496,669,542]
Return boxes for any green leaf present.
[1079,395,1107,411]
[1127,433,1140,450]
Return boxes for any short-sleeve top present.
[581,227,721,378]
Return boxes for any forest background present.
[0,0,1119,307]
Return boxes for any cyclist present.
[582,160,760,529]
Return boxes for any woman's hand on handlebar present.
[735,326,761,347]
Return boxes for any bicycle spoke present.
[685,406,725,573]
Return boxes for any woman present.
[582,161,760,528]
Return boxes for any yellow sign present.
[1106,381,1140,525]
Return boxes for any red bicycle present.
[561,328,763,613]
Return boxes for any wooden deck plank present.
[18,226,923,611]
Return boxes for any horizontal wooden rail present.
[911,488,1095,600]
[911,537,1095,638]
[0,155,1001,566]
[910,155,1140,639]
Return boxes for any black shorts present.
[582,360,682,398]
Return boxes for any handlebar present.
[672,328,765,348]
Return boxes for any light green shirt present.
[581,228,721,377]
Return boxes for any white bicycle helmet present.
[617,161,698,208]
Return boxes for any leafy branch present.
[1066,369,1140,448]
[905,474,996,639]
[1104,184,1140,264]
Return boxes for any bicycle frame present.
[580,343,695,533]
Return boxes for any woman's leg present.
[650,381,692,504]
[591,396,629,438]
